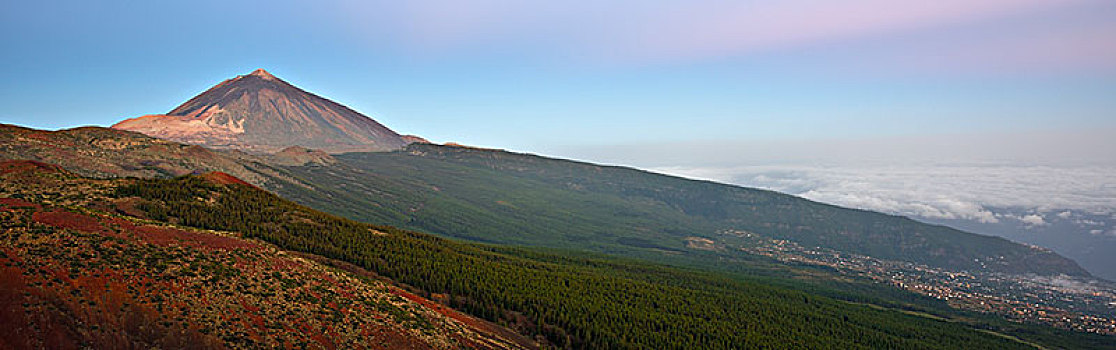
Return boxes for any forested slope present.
[276,143,1086,276]
[117,174,1053,349]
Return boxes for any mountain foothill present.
[2,70,1112,349]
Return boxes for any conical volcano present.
[113,69,409,154]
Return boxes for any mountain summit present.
[113,69,410,154]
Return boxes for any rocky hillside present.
[0,123,335,203]
[0,160,530,349]
[0,124,294,185]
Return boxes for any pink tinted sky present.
[335,0,1116,72]
[1,0,1113,152]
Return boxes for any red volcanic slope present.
[401,135,431,144]
[0,197,39,210]
[0,160,531,350]
[198,171,254,187]
[0,159,64,175]
[0,124,290,188]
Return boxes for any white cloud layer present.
[1020,214,1048,227]
[560,129,1116,240]
[651,164,1116,226]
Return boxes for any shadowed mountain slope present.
[278,143,1090,277]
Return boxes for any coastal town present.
[718,230,1116,335]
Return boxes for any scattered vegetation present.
[116,175,1047,349]
[0,162,523,349]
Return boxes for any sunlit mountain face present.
[113,69,411,154]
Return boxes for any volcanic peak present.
[248,68,276,80]
[112,69,412,154]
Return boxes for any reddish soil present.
[109,218,259,250]
[0,197,40,210]
[32,210,109,234]
[31,208,257,251]
[0,245,224,349]
[290,251,537,349]
[0,159,64,175]
[198,171,255,188]
[134,225,258,250]
[1,163,528,349]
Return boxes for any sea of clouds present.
[651,164,1116,236]
[552,130,1116,277]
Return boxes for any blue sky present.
[1,0,1114,155]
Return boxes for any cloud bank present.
[651,164,1116,229]
[555,129,1116,232]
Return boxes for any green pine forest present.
[114,176,1111,349]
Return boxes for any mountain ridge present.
[3,124,1113,347]
[283,143,1092,277]
[0,123,1090,277]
